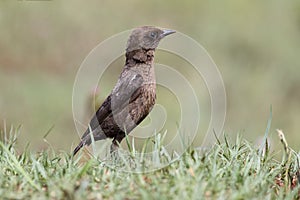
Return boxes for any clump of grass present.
[275,129,300,198]
[101,131,180,173]
[0,125,299,199]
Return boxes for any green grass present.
[0,127,299,199]
[1,0,300,150]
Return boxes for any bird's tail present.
[73,128,107,156]
[73,140,84,156]
[73,128,92,156]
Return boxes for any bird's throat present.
[125,49,155,66]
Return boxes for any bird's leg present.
[110,133,126,160]
[110,139,120,160]
[110,140,119,154]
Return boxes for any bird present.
[73,26,175,156]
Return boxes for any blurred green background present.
[0,0,299,152]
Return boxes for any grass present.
[0,126,299,199]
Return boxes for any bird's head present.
[126,26,175,52]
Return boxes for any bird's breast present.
[138,83,156,110]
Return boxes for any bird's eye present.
[150,32,157,38]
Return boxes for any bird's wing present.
[111,73,144,110]
[81,73,144,139]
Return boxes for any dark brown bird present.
[73,26,175,156]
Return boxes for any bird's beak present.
[161,29,176,37]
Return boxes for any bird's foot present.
[110,143,120,161]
